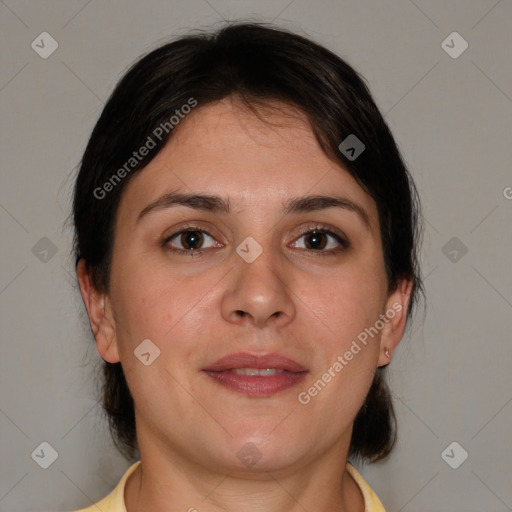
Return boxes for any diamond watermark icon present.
[441,441,468,469]
[236,236,263,263]
[338,134,365,161]
[441,32,468,59]
[31,32,59,59]
[237,442,262,468]
[134,338,160,366]
[442,236,468,263]
[32,237,58,263]
[31,441,59,469]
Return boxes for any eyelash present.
[161,223,349,257]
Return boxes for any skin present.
[78,97,412,512]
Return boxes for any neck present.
[124,435,365,512]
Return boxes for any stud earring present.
[385,348,390,358]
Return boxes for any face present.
[81,97,411,474]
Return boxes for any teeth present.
[231,368,285,376]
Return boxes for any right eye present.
[163,227,222,255]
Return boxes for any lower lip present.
[202,370,308,397]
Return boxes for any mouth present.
[202,352,308,397]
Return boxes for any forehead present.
[117,98,379,229]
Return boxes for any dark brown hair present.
[73,21,424,464]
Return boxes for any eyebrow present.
[137,192,371,229]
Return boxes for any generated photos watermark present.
[297,301,402,405]
[93,97,198,200]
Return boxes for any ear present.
[76,259,120,363]
[377,278,413,367]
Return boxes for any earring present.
[385,348,390,359]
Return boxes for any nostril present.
[236,310,246,317]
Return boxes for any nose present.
[220,246,296,329]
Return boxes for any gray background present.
[1,1,511,511]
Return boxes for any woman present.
[71,22,423,512]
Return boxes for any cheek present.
[110,263,178,349]
[299,262,387,346]
[110,257,218,361]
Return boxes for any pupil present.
[182,231,202,250]
[306,232,326,250]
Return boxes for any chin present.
[214,430,311,473]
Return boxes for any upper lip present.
[203,352,308,373]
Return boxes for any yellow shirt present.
[72,461,386,511]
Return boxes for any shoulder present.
[69,461,141,512]
[346,462,387,512]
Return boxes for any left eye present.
[291,230,346,251]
